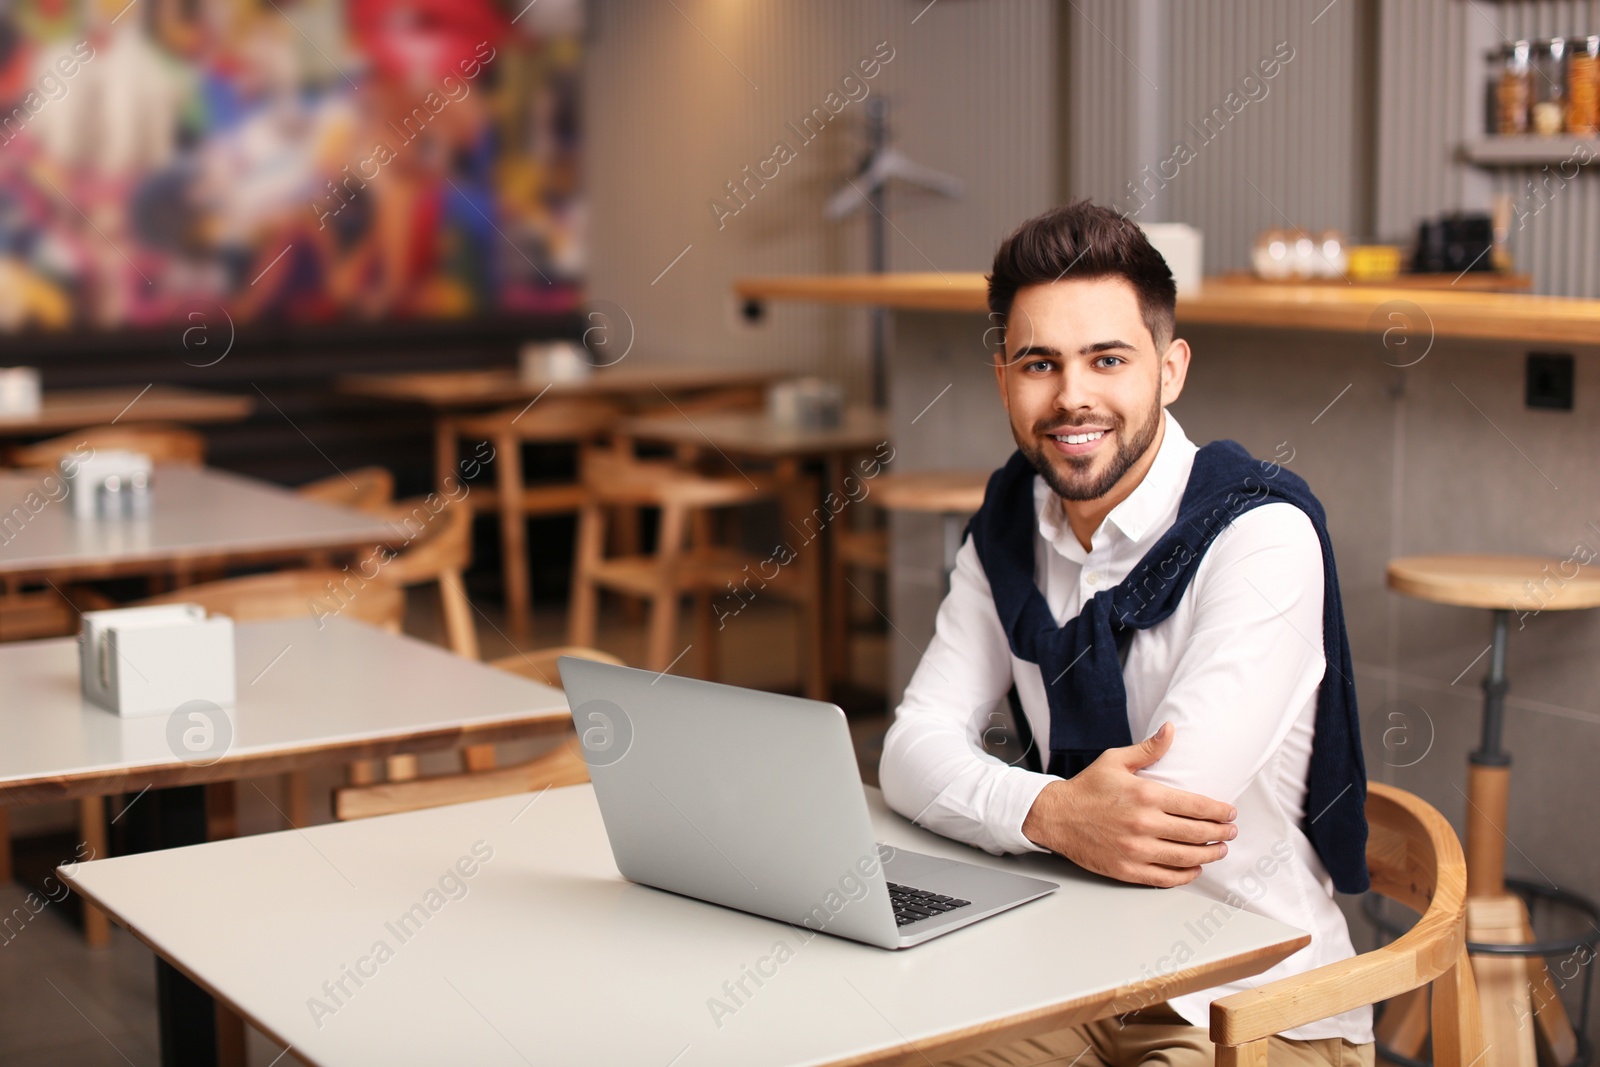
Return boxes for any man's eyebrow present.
[1080,339,1137,354]
[1012,344,1063,360]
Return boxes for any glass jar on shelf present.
[1531,37,1567,135]
[1497,40,1533,134]
[1569,35,1600,136]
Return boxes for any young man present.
[878,202,1373,1067]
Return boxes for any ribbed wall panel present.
[1164,1,1365,272]
[1376,0,1600,296]
[584,1,1057,398]
[1065,1,1364,274]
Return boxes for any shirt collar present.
[1035,409,1197,555]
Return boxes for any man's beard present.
[1015,387,1164,502]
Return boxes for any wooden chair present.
[293,469,479,661]
[1210,782,1486,1065]
[568,445,820,682]
[376,497,479,661]
[139,568,405,632]
[298,473,491,774]
[8,422,207,467]
[829,470,990,686]
[449,398,620,635]
[295,466,395,513]
[331,646,625,821]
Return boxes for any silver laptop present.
[558,657,1058,949]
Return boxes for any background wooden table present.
[0,465,397,582]
[0,386,252,436]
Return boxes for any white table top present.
[0,465,396,579]
[64,784,1311,1067]
[0,617,571,802]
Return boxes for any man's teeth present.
[1053,430,1106,445]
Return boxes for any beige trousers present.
[938,1003,1375,1067]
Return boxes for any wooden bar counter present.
[735,272,1600,347]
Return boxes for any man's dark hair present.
[987,201,1177,351]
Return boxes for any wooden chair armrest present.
[1209,920,1463,1045]
[1212,783,1471,1049]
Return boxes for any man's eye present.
[1096,355,1125,368]
[1025,359,1053,373]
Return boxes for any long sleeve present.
[1126,503,1327,809]
[878,535,1059,855]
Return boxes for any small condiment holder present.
[0,367,41,415]
[62,449,154,520]
[519,340,593,383]
[768,378,844,429]
[79,604,236,717]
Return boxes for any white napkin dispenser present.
[79,604,236,717]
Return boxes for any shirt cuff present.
[991,766,1060,855]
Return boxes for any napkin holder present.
[79,604,236,717]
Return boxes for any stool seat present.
[870,470,990,514]
[1386,553,1600,612]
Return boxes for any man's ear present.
[1160,336,1191,408]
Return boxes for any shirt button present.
[1084,570,1101,585]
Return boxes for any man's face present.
[992,276,1188,503]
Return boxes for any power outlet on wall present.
[726,293,768,335]
[1526,353,1574,411]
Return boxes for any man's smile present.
[1046,426,1112,457]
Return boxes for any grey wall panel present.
[1065,1,1366,274]
[584,0,1057,400]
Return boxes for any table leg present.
[77,796,110,948]
[778,460,827,701]
[150,785,220,1067]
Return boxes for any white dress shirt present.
[879,411,1372,1043]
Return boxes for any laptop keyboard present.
[887,882,972,927]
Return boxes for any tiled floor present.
[0,592,892,1066]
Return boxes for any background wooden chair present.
[295,466,396,513]
[829,470,989,688]
[1210,782,1485,1066]
[450,398,620,636]
[332,646,625,821]
[568,445,819,683]
[8,422,207,467]
[376,497,479,661]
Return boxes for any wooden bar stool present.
[830,471,989,685]
[568,446,820,684]
[452,399,620,635]
[1377,554,1600,1067]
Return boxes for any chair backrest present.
[577,444,772,508]
[10,423,207,468]
[488,645,626,691]
[1210,782,1485,1065]
[295,467,395,513]
[138,569,404,633]
[330,647,628,821]
[375,497,474,585]
[455,398,622,443]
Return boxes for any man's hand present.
[1020,723,1236,887]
